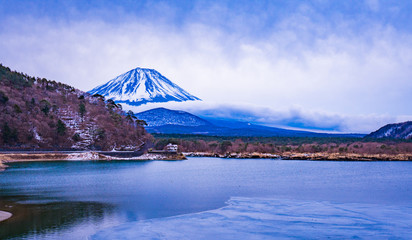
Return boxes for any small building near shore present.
[166,143,178,152]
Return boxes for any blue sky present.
[1,0,411,133]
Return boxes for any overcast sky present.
[1,0,411,133]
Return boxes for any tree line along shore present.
[1,134,412,167]
[153,134,412,161]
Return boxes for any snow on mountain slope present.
[88,68,200,106]
[366,121,412,139]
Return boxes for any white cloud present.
[123,101,409,133]
[0,2,411,132]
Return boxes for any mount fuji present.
[88,67,200,106]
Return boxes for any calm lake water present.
[1,158,412,239]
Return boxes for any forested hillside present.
[0,64,151,150]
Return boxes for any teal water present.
[1,158,412,239]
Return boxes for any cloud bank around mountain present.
[124,101,411,133]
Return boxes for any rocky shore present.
[184,152,412,161]
[184,152,280,159]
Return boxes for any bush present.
[209,143,218,148]
[91,128,105,142]
[72,133,81,141]
[0,90,8,104]
[155,139,169,150]
[2,122,18,144]
[39,99,51,115]
[311,145,322,152]
[92,94,105,101]
[13,104,22,113]
[220,140,232,152]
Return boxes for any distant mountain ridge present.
[137,108,365,138]
[88,67,200,106]
[367,121,412,139]
[137,108,210,127]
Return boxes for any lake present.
[1,158,412,239]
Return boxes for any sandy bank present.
[0,211,12,222]
[0,153,72,162]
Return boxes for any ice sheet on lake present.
[91,197,412,240]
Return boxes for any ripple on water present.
[91,197,412,240]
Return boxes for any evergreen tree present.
[136,119,147,126]
[126,110,137,122]
[57,120,66,136]
[1,122,11,143]
[79,103,86,118]
[2,122,18,144]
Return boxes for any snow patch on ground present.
[120,153,168,160]
[66,152,108,161]
[91,197,412,240]
[33,128,42,141]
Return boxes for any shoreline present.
[0,211,12,222]
[1,151,411,168]
[184,152,412,161]
[0,151,186,169]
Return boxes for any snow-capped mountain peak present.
[88,67,200,106]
